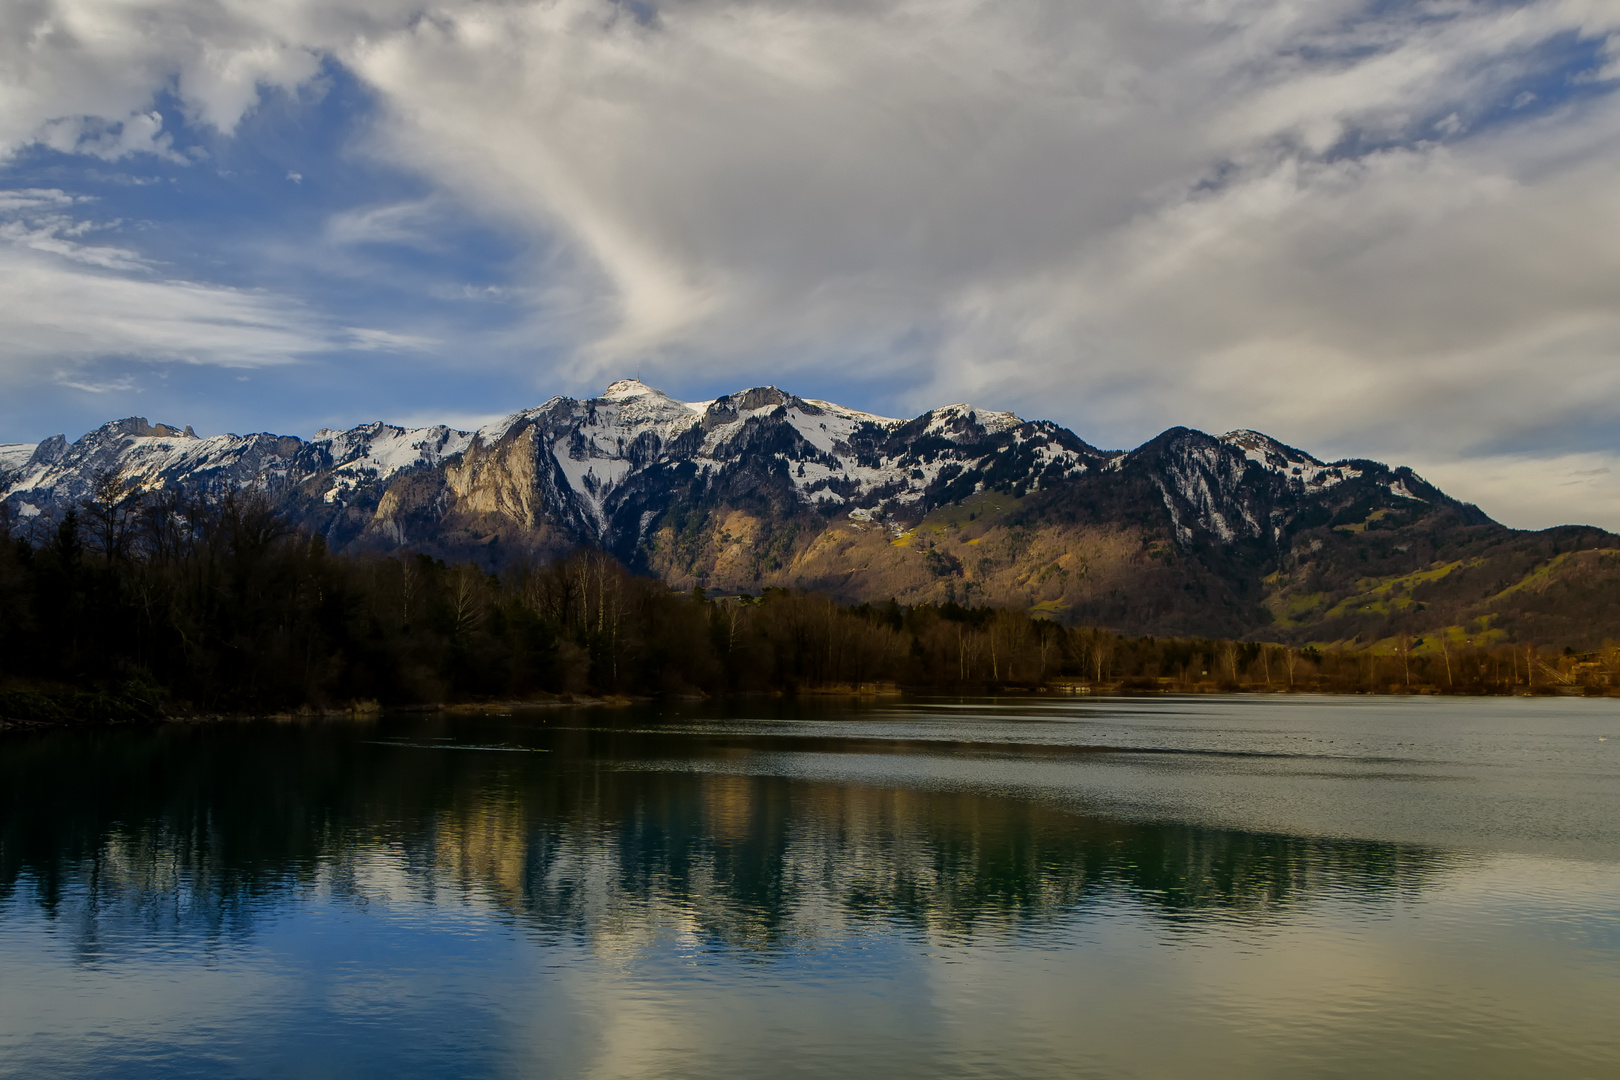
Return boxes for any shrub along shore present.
[4,489,1615,728]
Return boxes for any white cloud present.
[332,0,1620,456]
[920,123,1620,456]
[0,220,331,388]
[0,188,77,212]
[343,326,438,351]
[0,1,416,154]
[0,187,334,385]
[0,246,330,375]
[0,212,148,270]
[1415,452,1620,532]
[326,198,449,249]
[6,2,1620,526]
[55,373,137,393]
[34,110,184,161]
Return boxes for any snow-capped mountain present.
[0,377,1466,560]
[501,381,1107,545]
[4,378,1532,638]
[0,415,471,523]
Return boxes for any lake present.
[2,695,1618,1078]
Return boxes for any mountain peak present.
[103,417,196,440]
[925,403,1024,438]
[594,380,707,430]
[601,378,663,402]
[1220,429,1323,469]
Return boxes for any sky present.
[4,1,1620,530]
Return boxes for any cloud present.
[1415,452,1620,532]
[55,373,137,394]
[0,247,329,375]
[0,1,407,155]
[0,193,333,389]
[0,187,334,387]
[6,2,1620,526]
[334,1,1620,433]
[343,326,438,351]
[0,211,148,270]
[0,188,77,212]
[326,198,449,250]
[923,121,1620,456]
[34,110,184,161]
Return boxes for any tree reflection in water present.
[0,711,1455,958]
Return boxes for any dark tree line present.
[2,480,1614,722]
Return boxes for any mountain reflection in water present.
[1,698,1617,1079]
[2,716,1447,946]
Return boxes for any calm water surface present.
[2,695,1618,1078]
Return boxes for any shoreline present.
[3,681,1608,733]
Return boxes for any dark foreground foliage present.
[1,484,1614,718]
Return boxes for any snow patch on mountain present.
[802,400,899,428]
[314,423,474,477]
[538,380,711,527]
[312,422,474,503]
[783,402,896,456]
[1220,430,1361,493]
[0,443,36,474]
[1153,441,1261,545]
[1386,478,1427,501]
[1029,441,1086,475]
[925,404,1022,439]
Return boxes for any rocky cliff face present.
[5,379,1615,646]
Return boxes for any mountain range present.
[5,379,1618,649]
